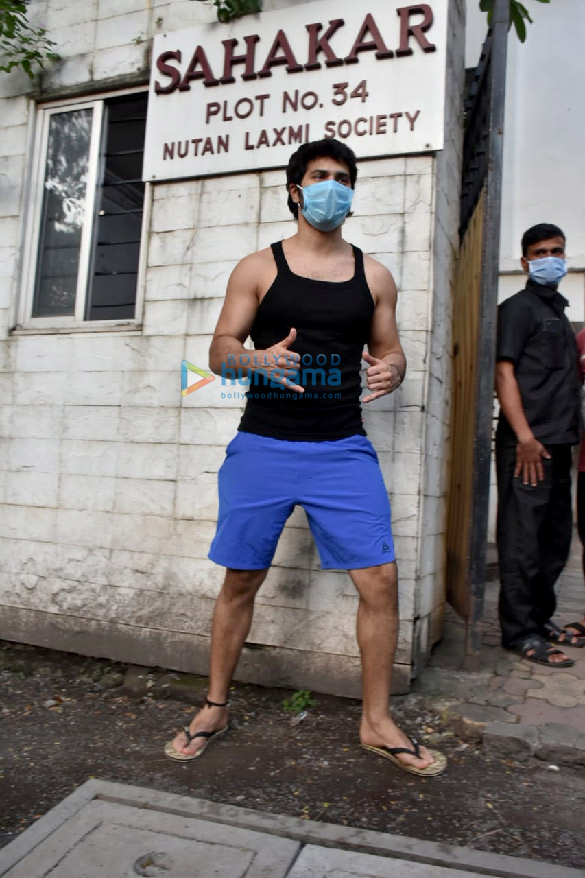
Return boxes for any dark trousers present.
[577,471,585,598]
[495,441,573,649]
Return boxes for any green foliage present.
[0,0,59,78]
[195,0,261,24]
[282,689,316,714]
[479,0,550,43]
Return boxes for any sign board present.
[143,0,448,181]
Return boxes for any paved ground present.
[0,780,583,877]
[1,542,585,873]
[417,539,585,763]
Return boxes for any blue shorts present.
[208,432,395,571]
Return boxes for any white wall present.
[0,0,464,694]
[467,0,585,316]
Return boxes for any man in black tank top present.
[165,140,446,776]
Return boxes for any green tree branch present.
[0,0,59,78]
[479,0,550,43]
[194,0,261,24]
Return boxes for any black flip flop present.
[164,695,229,762]
[361,737,447,777]
[164,724,228,761]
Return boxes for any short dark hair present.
[521,223,566,256]
[286,139,358,217]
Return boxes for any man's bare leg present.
[172,567,268,757]
[351,562,435,771]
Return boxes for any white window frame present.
[18,86,151,333]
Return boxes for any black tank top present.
[238,240,375,441]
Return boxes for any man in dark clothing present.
[495,223,584,667]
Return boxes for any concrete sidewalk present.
[415,539,585,765]
[0,779,582,878]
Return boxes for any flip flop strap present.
[385,738,421,758]
[182,726,218,743]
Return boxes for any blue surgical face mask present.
[528,256,567,286]
[297,179,353,231]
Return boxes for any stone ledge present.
[0,606,411,699]
[483,722,539,761]
[449,703,516,740]
[534,723,585,766]
[484,720,585,766]
[2,779,582,878]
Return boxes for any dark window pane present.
[86,93,147,321]
[91,275,138,312]
[33,108,92,317]
[94,242,141,275]
[104,152,143,180]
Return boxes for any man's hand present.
[255,328,304,393]
[495,361,549,486]
[515,435,551,486]
[362,352,402,403]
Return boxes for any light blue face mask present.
[297,179,353,231]
[528,256,567,286]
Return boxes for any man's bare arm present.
[209,254,261,373]
[362,257,406,402]
[494,360,550,485]
[209,252,303,392]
